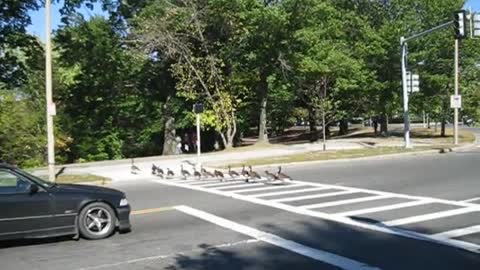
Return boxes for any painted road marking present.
[335,200,433,217]
[189,180,225,185]
[215,182,264,190]
[462,197,480,203]
[431,225,480,239]
[153,179,480,254]
[251,187,328,197]
[383,208,479,227]
[175,205,382,270]
[76,239,260,270]
[196,180,247,188]
[301,195,392,210]
[293,180,480,209]
[235,184,308,194]
[131,206,175,216]
[273,190,358,203]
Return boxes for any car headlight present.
[119,198,129,207]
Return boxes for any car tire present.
[78,202,116,240]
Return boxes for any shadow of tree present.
[165,241,338,270]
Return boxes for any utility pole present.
[45,0,56,182]
[193,103,203,168]
[196,113,201,165]
[454,39,459,145]
[399,21,454,149]
[400,37,412,148]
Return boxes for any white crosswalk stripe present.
[273,190,358,203]
[301,195,391,210]
[198,181,247,188]
[252,187,331,197]
[215,182,264,190]
[335,200,433,217]
[153,177,480,254]
[383,207,479,227]
[431,225,480,239]
[236,184,310,195]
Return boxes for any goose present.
[214,169,225,181]
[157,167,164,178]
[131,159,141,174]
[201,167,215,178]
[193,167,202,179]
[265,170,279,181]
[151,164,158,175]
[166,168,175,178]
[276,166,291,182]
[242,165,250,182]
[181,165,191,180]
[228,165,240,179]
[241,165,250,178]
[248,166,261,182]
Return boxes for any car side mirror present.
[29,184,39,195]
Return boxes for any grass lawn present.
[224,146,437,168]
[219,128,476,168]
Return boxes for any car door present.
[0,169,55,238]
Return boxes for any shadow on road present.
[0,236,74,249]
[165,242,337,270]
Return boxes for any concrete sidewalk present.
[33,130,473,182]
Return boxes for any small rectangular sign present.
[48,103,56,116]
[474,14,480,37]
[450,95,462,108]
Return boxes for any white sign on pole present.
[473,13,480,37]
[406,72,420,93]
[450,95,462,108]
[48,103,56,116]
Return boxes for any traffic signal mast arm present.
[401,21,454,45]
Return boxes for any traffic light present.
[454,10,466,39]
[474,13,480,37]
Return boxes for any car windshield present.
[16,169,54,188]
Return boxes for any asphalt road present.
[1,128,479,270]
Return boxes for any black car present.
[0,163,131,241]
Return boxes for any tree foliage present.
[1,0,479,166]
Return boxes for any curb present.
[209,142,477,171]
[207,148,442,170]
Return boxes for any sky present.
[26,0,106,39]
[26,0,480,40]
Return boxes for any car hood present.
[54,183,124,197]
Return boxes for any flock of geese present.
[130,159,291,183]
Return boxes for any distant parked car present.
[0,163,131,241]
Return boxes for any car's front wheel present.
[78,202,116,240]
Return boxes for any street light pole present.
[454,39,459,145]
[400,37,412,148]
[45,0,55,182]
[196,113,201,167]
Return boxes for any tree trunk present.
[321,101,326,150]
[441,118,446,137]
[162,98,177,155]
[162,115,176,155]
[380,113,388,136]
[308,106,318,142]
[257,70,268,144]
[339,119,349,136]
